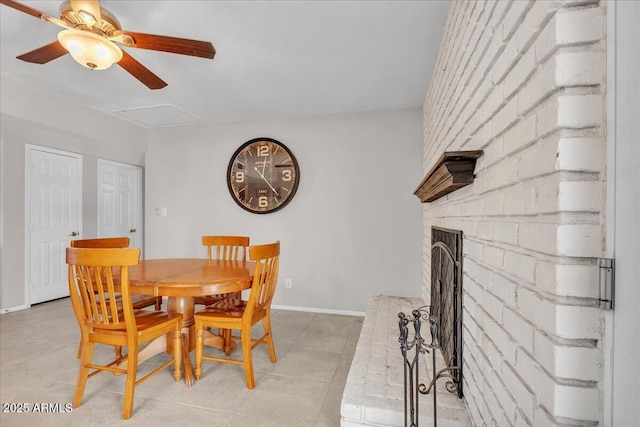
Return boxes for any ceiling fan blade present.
[69,0,101,26]
[118,50,167,90]
[0,0,46,19]
[122,31,215,59]
[17,41,68,64]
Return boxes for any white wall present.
[0,75,147,311]
[0,73,424,314]
[145,109,424,313]
[606,0,640,423]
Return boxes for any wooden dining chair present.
[70,238,161,308]
[194,235,250,306]
[70,237,162,358]
[194,241,280,389]
[66,247,182,419]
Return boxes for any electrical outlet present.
[285,278,292,288]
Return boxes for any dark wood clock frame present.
[227,137,300,214]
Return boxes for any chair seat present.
[194,294,228,306]
[205,297,245,312]
[131,310,182,332]
[199,298,268,322]
[131,294,162,310]
[94,310,182,334]
[94,293,160,310]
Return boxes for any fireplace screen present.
[430,227,463,397]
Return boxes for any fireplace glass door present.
[431,227,463,397]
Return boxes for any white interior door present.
[27,146,82,304]
[97,160,143,251]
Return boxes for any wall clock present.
[227,137,300,214]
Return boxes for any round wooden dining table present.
[123,258,255,386]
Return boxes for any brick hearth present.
[341,295,470,426]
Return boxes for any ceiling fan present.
[0,0,215,89]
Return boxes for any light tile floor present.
[0,298,363,426]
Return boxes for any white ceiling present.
[0,0,451,127]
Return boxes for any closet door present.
[97,159,143,252]
[27,146,82,304]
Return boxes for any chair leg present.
[122,346,138,420]
[241,329,255,389]
[76,328,85,358]
[155,297,162,310]
[262,314,277,363]
[173,329,182,382]
[73,341,94,408]
[195,324,204,380]
[115,346,122,359]
[223,329,232,355]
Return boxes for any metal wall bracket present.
[598,258,615,310]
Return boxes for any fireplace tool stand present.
[399,306,461,427]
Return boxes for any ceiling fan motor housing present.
[59,1,121,35]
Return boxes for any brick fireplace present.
[420,0,607,425]
[341,1,609,425]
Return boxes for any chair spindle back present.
[246,241,280,314]
[202,236,249,261]
[67,248,140,332]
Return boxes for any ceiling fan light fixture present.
[57,29,122,70]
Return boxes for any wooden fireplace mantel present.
[413,150,483,202]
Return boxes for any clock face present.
[227,138,300,214]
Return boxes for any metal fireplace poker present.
[398,306,461,427]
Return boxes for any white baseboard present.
[271,304,365,317]
[0,300,364,317]
[0,304,30,314]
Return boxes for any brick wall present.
[420,0,606,425]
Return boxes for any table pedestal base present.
[117,296,232,387]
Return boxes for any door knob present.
[130,228,136,233]
[70,231,79,237]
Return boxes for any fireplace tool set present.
[398,306,461,427]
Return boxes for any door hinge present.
[598,258,615,310]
